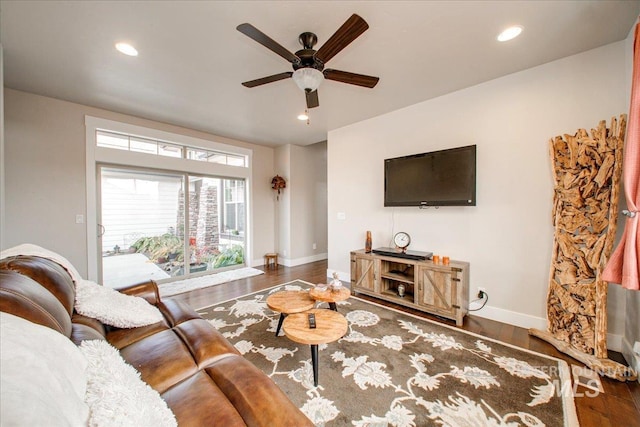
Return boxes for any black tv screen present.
[384,145,476,207]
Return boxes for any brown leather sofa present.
[0,255,312,427]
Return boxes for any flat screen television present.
[384,145,476,207]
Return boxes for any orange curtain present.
[602,20,640,291]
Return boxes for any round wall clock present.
[393,232,411,252]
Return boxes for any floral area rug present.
[197,281,579,427]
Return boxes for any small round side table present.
[283,308,348,387]
[266,290,315,337]
[309,286,351,311]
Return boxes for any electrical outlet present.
[477,287,487,299]
[313,243,317,250]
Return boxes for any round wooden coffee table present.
[266,290,316,337]
[308,286,350,311]
[282,308,348,387]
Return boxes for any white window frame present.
[85,115,253,282]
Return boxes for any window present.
[223,180,245,234]
[100,168,246,287]
[97,130,247,167]
[86,115,252,283]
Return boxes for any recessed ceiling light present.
[497,26,523,42]
[115,42,138,56]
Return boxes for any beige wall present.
[274,142,328,266]
[327,41,629,350]
[290,141,327,262]
[3,88,276,275]
[274,144,291,260]
[625,291,640,374]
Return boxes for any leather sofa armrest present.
[112,280,160,305]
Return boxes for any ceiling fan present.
[237,14,379,109]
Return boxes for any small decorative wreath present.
[271,175,286,200]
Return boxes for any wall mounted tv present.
[384,145,476,207]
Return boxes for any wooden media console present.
[350,249,470,326]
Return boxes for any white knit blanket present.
[0,244,164,328]
[80,340,177,427]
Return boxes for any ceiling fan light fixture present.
[292,68,324,92]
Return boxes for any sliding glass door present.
[99,166,246,287]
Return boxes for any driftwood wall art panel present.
[548,116,625,357]
[531,115,636,381]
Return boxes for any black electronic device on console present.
[308,313,316,329]
[371,247,433,261]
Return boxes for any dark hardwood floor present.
[169,260,640,426]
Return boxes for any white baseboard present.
[337,269,625,353]
[622,339,640,383]
[462,305,625,352]
[251,253,327,269]
[606,333,623,353]
[470,304,548,331]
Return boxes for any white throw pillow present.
[0,312,90,426]
[75,279,164,328]
[1,244,165,328]
[79,339,177,427]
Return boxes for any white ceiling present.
[2,1,638,147]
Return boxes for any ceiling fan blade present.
[306,90,319,109]
[315,14,369,64]
[242,72,293,88]
[237,23,300,64]
[324,69,379,88]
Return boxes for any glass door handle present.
[98,224,105,237]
